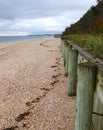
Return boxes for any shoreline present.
[0,36,54,45]
[0,38,76,130]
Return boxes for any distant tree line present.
[62,1,103,35]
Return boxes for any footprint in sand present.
[25,94,45,108]
[31,97,40,103]
[15,111,30,122]
[52,75,59,78]
[25,87,51,108]
[40,87,50,91]
[50,80,59,86]
[2,126,18,130]
[26,102,31,106]
[26,97,40,107]
[40,43,49,47]
[2,111,30,129]
[51,65,58,68]
[51,58,61,69]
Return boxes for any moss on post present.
[61,40,65,58]
[65,44,69,76]
[61,40,65,66]
[63,43,66,67]
[75,62,97,130]
[68,49,78,96]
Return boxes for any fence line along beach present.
[0,38,76,130]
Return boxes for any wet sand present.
[0,38,76,130]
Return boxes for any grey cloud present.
[0,0,96,35]
[0,0,96,19]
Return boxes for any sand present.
[0,38,76,130]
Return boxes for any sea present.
[0,35,54,44]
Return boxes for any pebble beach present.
[0,38,76,130]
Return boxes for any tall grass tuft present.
[63,34,103,59]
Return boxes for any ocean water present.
[0,35,54,44]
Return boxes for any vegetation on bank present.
[62,1,103,59]
[63,34,103,59]
[62,1,103,35]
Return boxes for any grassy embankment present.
[63,34,103,59]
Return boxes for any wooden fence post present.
[61,40,65,66]
[61,40,63,55]
[75,62,97,130]
[61,40,65,58]
[65,44,69,76]
[68,49,78,96]
[63,43,66,67]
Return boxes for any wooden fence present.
[61,39,103,130]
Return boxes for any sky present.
[0,0,97,36]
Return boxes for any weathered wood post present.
[75,62,97,130]
[68,48,78,96]
[97,102,103,130]
[65,43,69,76]
[92,93,100,130]
[67,45,72,74]
[63,42,66,67]
[61,40,65,58]
[61,39,63,55]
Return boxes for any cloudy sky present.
[0,0,96,36]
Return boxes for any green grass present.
[63,34,103,59]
